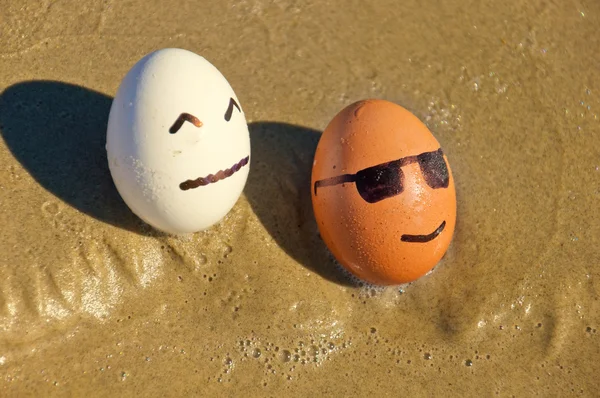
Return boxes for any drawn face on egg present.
[107,48,251,235]
[314,147,450,241]
[169,98,249,191]
[311,99,456,285]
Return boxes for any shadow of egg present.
[245,121,353,286]
[0,80,159,236]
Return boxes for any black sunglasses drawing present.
[313,148,449,204]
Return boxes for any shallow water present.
[0,0,599,395]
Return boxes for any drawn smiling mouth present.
[401,220,446,243]
[179,155,250,191]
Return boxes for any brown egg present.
[311,99,456,285]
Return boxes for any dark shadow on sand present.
[245,122,353,286]
[0,80,158,236]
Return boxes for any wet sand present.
[1,0,599,395]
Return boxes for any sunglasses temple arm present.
[313,174,357,195]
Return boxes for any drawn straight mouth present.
[179,155,249,191]
[401,220,446,243]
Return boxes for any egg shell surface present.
[311,99,456,285]
[106,48,250,234]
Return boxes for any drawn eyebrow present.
[169,113,203,134]
[224,97,241,121]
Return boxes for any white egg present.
[106,48,250,234]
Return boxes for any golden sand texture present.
[0,0,599,395]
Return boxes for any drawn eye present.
[169,113,202,134]
[224,97,241,122]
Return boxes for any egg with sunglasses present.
[107,48,250,234]
[311,99,456,285]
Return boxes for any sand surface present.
[0,0,599,396]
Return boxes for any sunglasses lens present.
[418,150,449,189]
[356,161,404,203]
